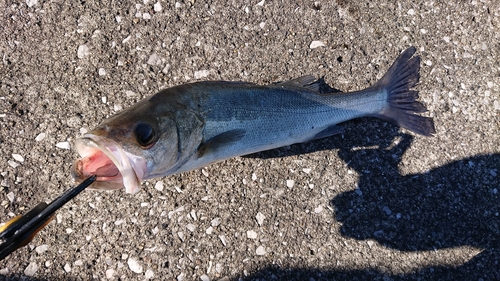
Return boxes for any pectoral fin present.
[198,129,246,157]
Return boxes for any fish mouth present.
[71,134,147,194]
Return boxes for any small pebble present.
[252,173,257,181]
[200,274,210,281]
[0,268,9,275]
[24,262,38,276]
[178,231,185,241]
[12,154,24,162]
[186,223,196,232]
[154,2,162,12]
[7,192,15,203]
[154,181,164,191]
[26,0,38,7]
[206,226,213,234]
[247,230,257,239]
[219,235,227,246]
[106,269,114,279]
[286,180,294,188]
[56,142,71,150]
[175,2,182,8]
[147,53,161,65]
[211,217,221,227]
[177,273,185,281]
[64,263,71,272]
[142,13,151,20]
[98,68,106,76]
[309,40,326,49]
[256,246,266,255]
[74,260,83,266]
[194,70,210,79]
[35,244,49,254]
[127,258,143,273]
[256,0,265,6]
[302,168,311,174]
[8,160,20,168]
[256,212,265,226]
[145,269,154,279]
[314,205,323,213]
[35,133,46,141]
[77,44,89,58]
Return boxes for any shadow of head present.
[331,133,500,251]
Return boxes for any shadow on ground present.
[244,121,499,280]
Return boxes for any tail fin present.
[373,47,435,136]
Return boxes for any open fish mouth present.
[71,134,147,194]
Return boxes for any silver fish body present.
[72,47,435,193]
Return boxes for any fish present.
[71,47,435,194]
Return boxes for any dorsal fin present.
[275,75,319,92]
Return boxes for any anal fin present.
[311,125,344,141]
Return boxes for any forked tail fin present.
[373,47,435,136]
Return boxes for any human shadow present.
[244,124,499,280]
[329,132,500,280]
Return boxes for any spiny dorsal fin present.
[275,75,319,92]
[197,129,246,158]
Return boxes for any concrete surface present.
[0,0,499,280]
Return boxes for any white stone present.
[200,274,210,281]
[247,230,257,239]
[35,133,46,141]
[175,2,182,8]
[102,96,107,103]
[64,263,71,272]
[8,160,20,168]
[256,212,265,226]
[211,217,221,227]
[407,9,415,15]
[24,262,38,276]
[56,141,71,150]
[252,173,257,180]
[256,0,265,6]
[194,70,210,79]
[12,154,24,162]
[98,68,106,76]
[77,45,89,58]
[186,223,196,232]
[122,36,131,44]
[113,104,122,112]
[115,16,122,23]
[143,13,151,20]
[154,181,164,191]
[106,269,114,279]
[154,2,162,12]
[256,246,266,255]
[26,0,38,7]
[127,258,143,273]
[219,235,227,246]
[7,192,15,203]
[309,40,326,49]
[35,244,49,254]
[178,231,185,241]
[147,53,161,65]
[302,168,311,174]
[74,260,83,266]
[206,226,213,234]
[314,205,323,213]
[162,64,171,74]
[145,269,154,279]
[0,268,8,275]
[286,180,294,188]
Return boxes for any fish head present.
[71,101,179,194]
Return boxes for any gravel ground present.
[1,0,499,280]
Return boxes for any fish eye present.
[134,123,157,148]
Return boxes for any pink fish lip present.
[71,134,147,194]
